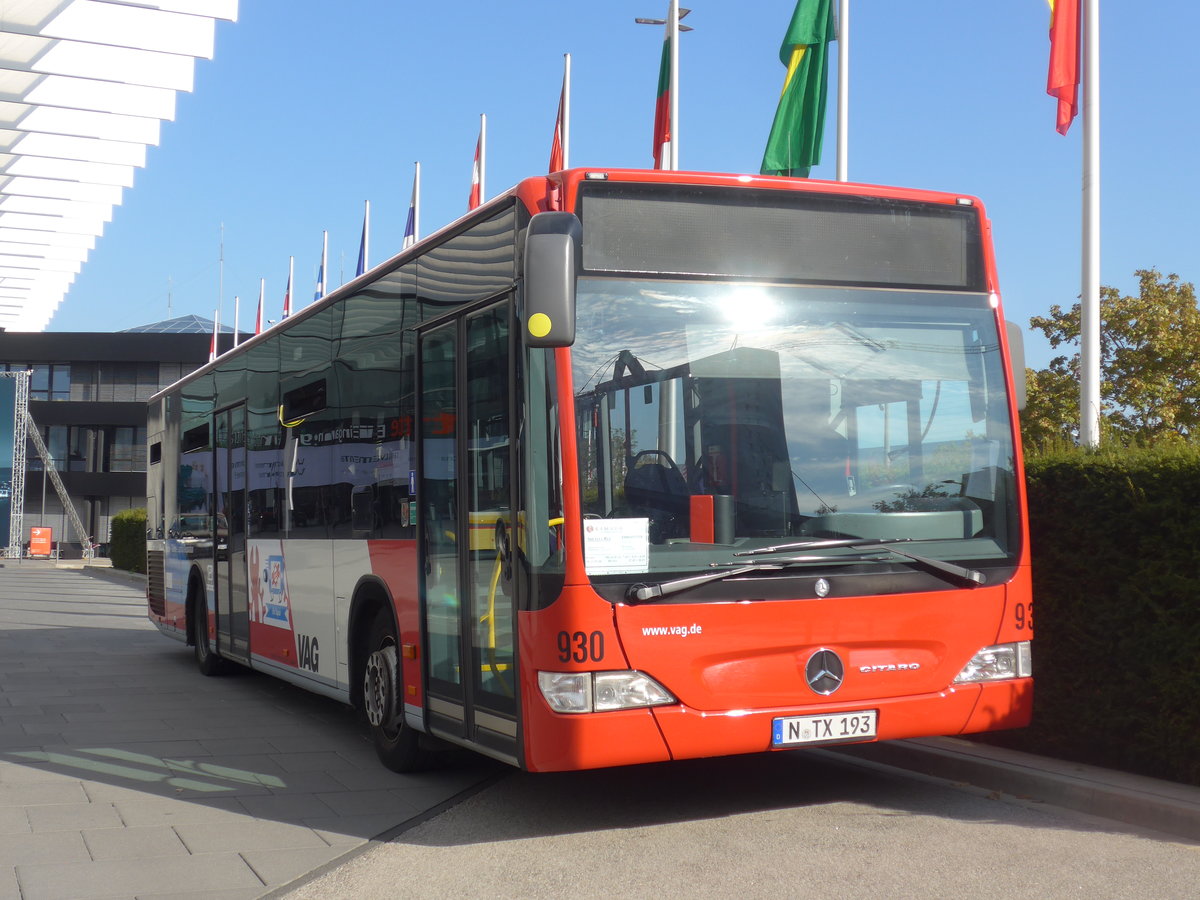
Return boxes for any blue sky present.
[50,1,1200,370]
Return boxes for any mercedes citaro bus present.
[146,168,1033,772]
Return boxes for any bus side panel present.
[364,540,422,706]
[247,538,335,679]
[517,584,672,772]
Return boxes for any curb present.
[832,736,1200,843]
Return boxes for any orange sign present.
[30,526,52,557]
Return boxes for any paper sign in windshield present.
[584,518,650,575]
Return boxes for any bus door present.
[417,299,517,761]
[213,404,249,662]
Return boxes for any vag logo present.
[297,634,320,672]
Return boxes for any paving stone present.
[240,844,352,887]
[26,800,123,831]
[81,824,190,860]
[174,819,330,854]
[0,831,90,865]
[14,854,264,900]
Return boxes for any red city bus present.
[145,168,1033,773]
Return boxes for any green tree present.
[1022,269,1200,448]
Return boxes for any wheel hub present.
[364,643,399,728]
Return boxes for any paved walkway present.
[0,560,496,900]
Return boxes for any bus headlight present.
[953,641,1032,683]
[538,670,675,714]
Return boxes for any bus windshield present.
[571,277,1019,584]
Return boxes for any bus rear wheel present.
[363,609,433,772]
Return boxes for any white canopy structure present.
[0,0,238,331]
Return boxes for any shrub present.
[110,508,147,574]
[989,445,1200,786]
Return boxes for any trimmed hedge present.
[988,445,1200,786]
[110,508,147,574]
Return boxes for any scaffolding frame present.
[2,369,93,560]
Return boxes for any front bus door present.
[213,404,249,663]
[418,299,517,763]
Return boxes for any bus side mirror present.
[523,212,581,347]
[1005,320,1027,412]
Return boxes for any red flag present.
[254,278,264,336]
[549,76,566,172]
[652,35,670,168]
[469,128,483,210]
[1047,0,1081,135]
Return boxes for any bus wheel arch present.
[354,587,433,772]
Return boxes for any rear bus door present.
[213,403,249,662]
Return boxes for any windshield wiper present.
[735,536,986,588]
[625,554,889,603]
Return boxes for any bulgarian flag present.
[1046,0,1081,135]
[652,32,671,169]
[760,0,834,178]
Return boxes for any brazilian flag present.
[760,0,835,178]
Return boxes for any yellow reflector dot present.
[528,312,552,338]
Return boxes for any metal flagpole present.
[836,0,849,182]
[414,161,421,241]
[668,0,680,170]
[1080,0,1101,447]
[563,53,571,169]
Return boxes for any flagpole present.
[836,0,849,182]
[414,161,421,241]
[1080,0,1100,447]
[563,53,571,169]
[668,0,679,170]
[211,306,220,360]
[233,295,240,348]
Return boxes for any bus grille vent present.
[147,550,166,616]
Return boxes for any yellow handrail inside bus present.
[479,517,564,698]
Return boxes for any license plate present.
[772,710,878,747]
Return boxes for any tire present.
[362,609,433,772]
[192,581,228,676]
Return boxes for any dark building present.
[0,317,238,553]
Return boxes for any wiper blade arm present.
[734,536,913,556]
[874,546,986,587]
[625,555,888,604]
[735,537,985,588]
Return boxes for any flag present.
[652,30,671,169]
[550,58,568,172]
[282,257,293,319]
[208,309,218,362]
[1047,0,1081,135]
[356,201,369,277]
[314,231,327,301]
[254,280,264,335]
[760,0,834,178]
[403,166,419,249]
[469,120,484,210]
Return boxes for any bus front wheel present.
[192,586,227,677]
[363,609,432,772]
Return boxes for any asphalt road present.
[274,748,1200,900]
